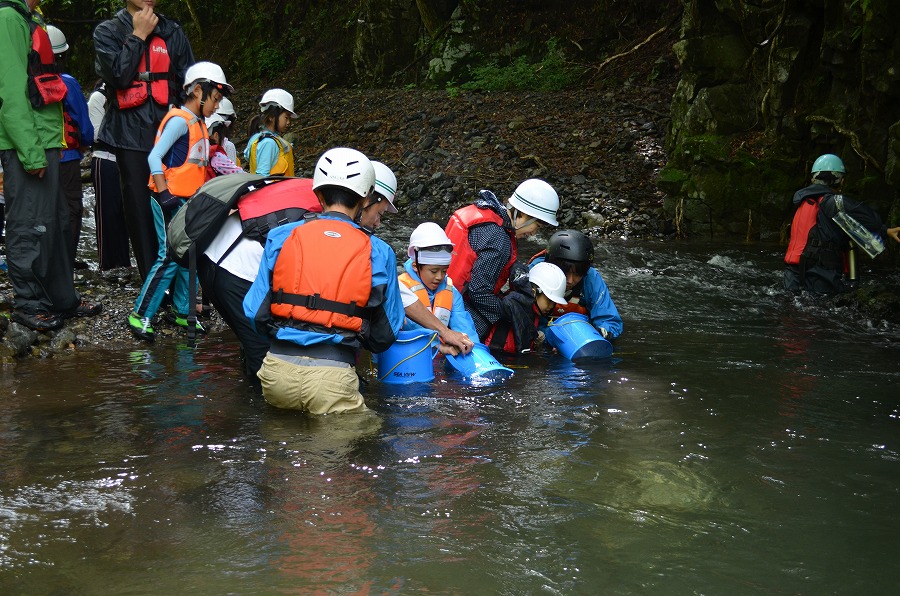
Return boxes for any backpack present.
[165,173,319,341]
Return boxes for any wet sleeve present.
[584,268,623,339]
[449,286,479,339]
[364,238,405,353]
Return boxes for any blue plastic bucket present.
[446,342,514,385]
[545,313,613,361]
[377,330,439,384]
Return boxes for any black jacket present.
[93,9,194,151]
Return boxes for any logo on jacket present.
[323,230,342,238]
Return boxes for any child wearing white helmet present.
[445,178,561,341]
[243,147,406,414]
[215,97,240,167]
[398,222,477,356]
[127,61,233,342]
[245,88,296,176]
[205,113,243,177]
[358,161,399,229]
[483,261,567,354]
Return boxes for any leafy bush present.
[461,39,582,92]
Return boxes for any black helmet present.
[548,230,593,263]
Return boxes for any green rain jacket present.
[0,0,64,170]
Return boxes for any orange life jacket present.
[1,2,68,108]
[784,195,822,265]
[270,218,373,333]
[115,36,170,110]
[445,204,517,295]
[398,271,455,326]
[148,108,209,198]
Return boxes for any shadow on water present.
[2,240,900,593]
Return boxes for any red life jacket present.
[236,177,322,242]
[115,36,170,110]
[484,304,539,354]
[63,108,80,149]
[270,218,373,333]
[784,196,822,265]
[205,144,226,181]
[1,2,68,108]
[445,204,517,295]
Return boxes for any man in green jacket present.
[0,0,100,330]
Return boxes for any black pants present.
[198,255,269,379]
[59,158,83,267]
[116,148,157,280]
[91,152,131,270]
[0,149,78,313]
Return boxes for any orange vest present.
[270,218,373,333]
[445,204,517,295]
[398,271,454,326]
[148,108,209,198]
[115,36,170,109]
[784,196,822,265]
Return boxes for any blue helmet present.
[811,154,845,175]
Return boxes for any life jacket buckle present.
[137,71,152,82]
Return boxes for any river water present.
[2,216,899,592]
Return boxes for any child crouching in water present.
[399,223,478,355]
[484,261,568,354]
[126,62,233,342]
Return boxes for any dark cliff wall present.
[660,0,900,239]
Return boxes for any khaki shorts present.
[257,353,368,414]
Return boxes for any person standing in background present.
[47,24,93,269]
[93,0,194,280]
[0,0,101,331]
[87,80,131,270]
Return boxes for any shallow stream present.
[2,210,899,592]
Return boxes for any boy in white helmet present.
[127,61,233,341]
[399,223,476,356]
[361,162,473,354]
[243,147,405,414]
[484,261,568,354]
[445,179,561,341]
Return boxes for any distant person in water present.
[783,153,900,295]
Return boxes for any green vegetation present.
[460,39,582,92]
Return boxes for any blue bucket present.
[545,313,613,361]
[377,330,439,384]
[445,343,514,385]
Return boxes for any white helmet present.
[529,262,567,304]
[204,113,227,131]
[371,161,398,213]
[407,222,454,258]
[217,97,236,119]
[312,147,375,200]
[260,88,297,118]
[47,25,68,54]
[183,61,233,93]
[508,179,560,226]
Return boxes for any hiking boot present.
[12,309,63,332]
[165,310,207,334]
[126,311,155,342]
[62,298,102,319]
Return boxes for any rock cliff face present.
[660,0,900,239]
